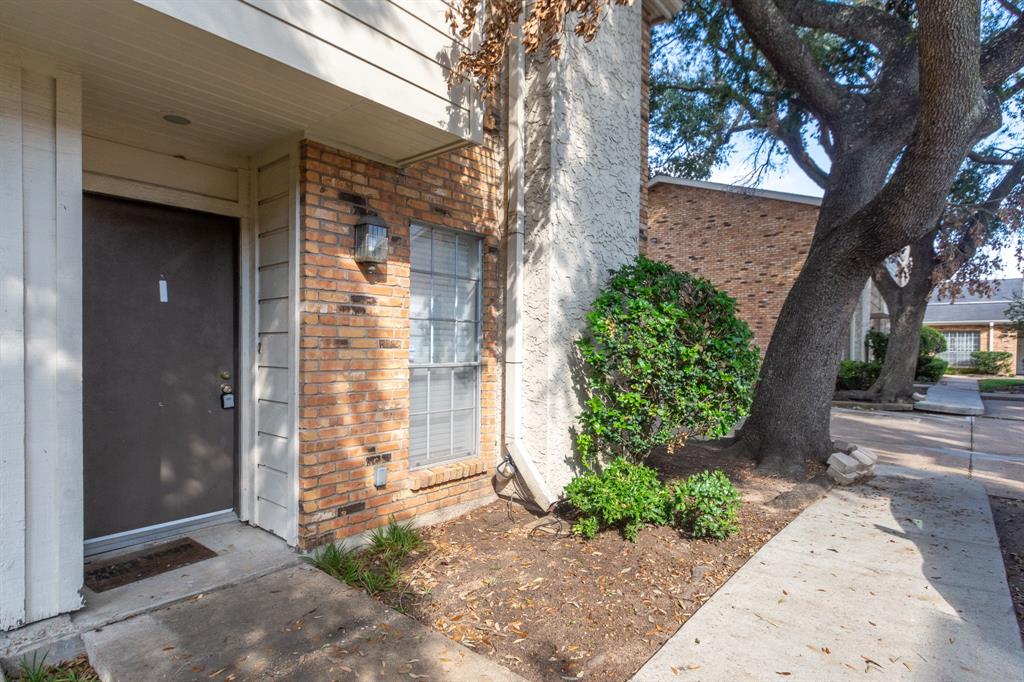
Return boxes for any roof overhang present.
[644,0,683,23]
[649,175,823,207]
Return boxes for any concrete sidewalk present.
[85,564,521,681]
[831,408,1024,499]
[631,465,1023,680]
[914,376,985,416]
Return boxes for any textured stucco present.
[520,3,643,492]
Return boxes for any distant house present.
[925,278,1023,375]
[645,176,882,359]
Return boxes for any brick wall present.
[645,182,818,353]
[930,324,1020,375]
[296,126,504,549]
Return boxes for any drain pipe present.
[500,30,557,512]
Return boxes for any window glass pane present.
[410,272,431,319]
[456,236,480,280]
[433,230,456,274]
[429,412,451,461]
[429,368,452,412]
[411,225,431,270]
[409,413,428,466]
[409,368,428,414]
[432,275,456,320]
[432,321,456,363]
[407,225,482,468]
[455,322,478,363]
[410,320,430,364]
[452,409,475,458]
[455,280,478,321]
[453,367,476,410]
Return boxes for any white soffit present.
[0,0,475,165]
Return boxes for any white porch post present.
[0,46,83,631]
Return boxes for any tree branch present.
[968,150,1020,166]
[729,0,852,126]
[981,16,1024,88]
[774,0,912,59]
[767,112,828,188]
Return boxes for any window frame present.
[940,330,981,368]
[407,223,483,470]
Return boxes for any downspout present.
[500,29,557,511]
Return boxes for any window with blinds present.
[408,225,482,468]
[940,330,980,367]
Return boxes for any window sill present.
[409,458,489,491]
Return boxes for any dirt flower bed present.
[377,445,819,681]
[990,495,1024,640]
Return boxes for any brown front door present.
[83,194,239,540]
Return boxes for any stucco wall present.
[520,3,643,492]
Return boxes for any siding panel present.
[254,154,297,544]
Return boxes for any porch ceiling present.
[0,0,470,166]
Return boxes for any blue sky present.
[707,137,1024,280]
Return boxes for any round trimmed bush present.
[575,256,760,467]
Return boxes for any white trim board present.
[649,175,823,207]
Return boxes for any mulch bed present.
[990,495,1024,641]
[377,444,819,681]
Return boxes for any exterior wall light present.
[353,215,389,269]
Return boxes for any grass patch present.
[18,653,98,682]
[979,378,1024,392]
[306,519,422,596]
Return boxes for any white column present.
[0,46,83,631]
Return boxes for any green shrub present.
[671,470,742,539]
[575,257,760,467]
[971,351,1013,375]
[915,357,948,382]
[866,329,889,362]
[565,457,670,541]
[564,460,742,542]
[919,326,947,357]
[836,360,881,391]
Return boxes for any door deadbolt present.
[220,370,231,380]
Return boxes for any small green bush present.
[575,257,760,467]
[919,326,947,357]
[565,457,670,541]
[971,350,1013,375]
[836,360,881,391]
[866,329,889,362]
[916,357,948,382]
[564,459,742,542]
[671,470,742,540]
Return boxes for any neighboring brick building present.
[925,278,1023,375]
[645,177,821,353]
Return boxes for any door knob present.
[221,384,233,394]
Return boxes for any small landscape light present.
[354,214,389,269]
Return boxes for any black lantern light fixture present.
[353,214,389,270]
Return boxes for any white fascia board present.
[650,175,823,207]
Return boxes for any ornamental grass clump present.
[575,257,759,469]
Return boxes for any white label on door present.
[159,278,168,303]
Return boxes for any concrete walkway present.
[85,564,521,681]
[831,407,1024,499]
[631,465,1024,680]
[914,376,985,416]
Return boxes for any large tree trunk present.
[734,237,872,476]
[730,1,990,476]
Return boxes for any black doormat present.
[84,537,217,592]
